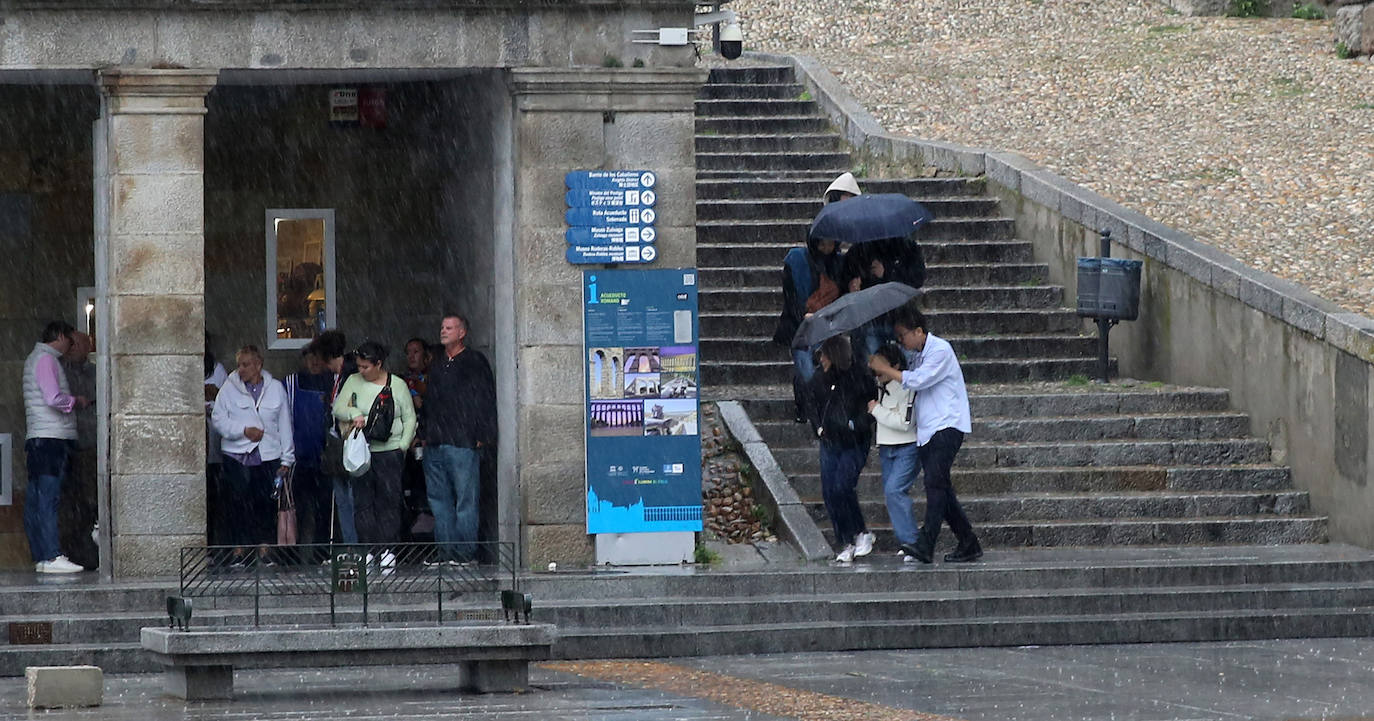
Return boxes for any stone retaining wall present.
[751,51,1374,549]
[1161,0,1373,56]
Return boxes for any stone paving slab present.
[2,640,1373,720]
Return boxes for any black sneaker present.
[899,542,933,564]
[943,540,983,563]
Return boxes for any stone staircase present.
[694,64,1327,554]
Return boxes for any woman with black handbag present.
[332,341,417,574]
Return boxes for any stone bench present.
[141,623,556,700]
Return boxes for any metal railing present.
[175,541,522,627]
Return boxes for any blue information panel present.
[566,170,658,266]
[583,269,702,534]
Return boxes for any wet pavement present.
[3,639,1373,720]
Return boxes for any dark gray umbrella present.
[807,193,933,245]
[791,283,922,350]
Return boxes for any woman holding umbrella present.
[805,333,878,564]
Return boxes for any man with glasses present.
[869,305,982,564]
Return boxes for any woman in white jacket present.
[866,343,921,557]
[212,345,294,566]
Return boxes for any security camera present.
[719,21,743,60]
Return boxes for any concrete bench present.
[141,623,556,700]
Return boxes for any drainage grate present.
[8,621,53,645]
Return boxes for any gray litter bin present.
[1077,257,1142,321]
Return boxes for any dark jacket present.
[772,238,844,346]
[424,346,497,449]
[806,361,878,449]
[841,237,926,292]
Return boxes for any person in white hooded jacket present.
[212,345,294,565]
[866,343,921,557]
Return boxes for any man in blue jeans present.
[423,313,496,565]
[23,321,90,574]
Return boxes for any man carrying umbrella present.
[868,305,982,564]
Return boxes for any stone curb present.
[716,401,832,561]
[742,51,1374,362]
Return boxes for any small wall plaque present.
[9,622,53,645]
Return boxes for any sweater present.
[332,372,417,453]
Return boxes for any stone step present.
[0,584,173,616]
[696,151,852,172]
[798,491,1312,526]
[706,66,795,84]
[698,285,1065,313]
[695,115,836,135]
[702,357,1110,387]
[694,196,998,221]
[700,334,1098,363]
[697,240,1035,267]
[698,82,806,100]
[697,169,862,180]
[538,580,1364,631]
[766,439,1273,471]
[696,177,986,200]
[820,515,1327,549]
[782,465,1294,497]
[695,133,844,154]
[0,643,153,677]
[736,386,1233,418]
[698,262,1051,289]
[697,217,1016,243]
[700,308,1082,338]
[754,412,1252,446]
[695,98,822,117]
[554,605,1374,658]
[519,545,1374,600]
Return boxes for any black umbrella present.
[807,193,933,245]
[791,283,922,350]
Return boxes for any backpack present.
[363,374,395,443]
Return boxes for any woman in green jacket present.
[332,341,417,573]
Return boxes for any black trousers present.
[916,428,977,552]
[353,449,404,546]
[58,446,99,570]
[292,466,334,546]
[219,456,278,549]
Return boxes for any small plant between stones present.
[1335,41,1354,59]
[1291,3,1323,19]
[693,544,722,565]
[1066,374,1091,387]
[1227,0,1266,17]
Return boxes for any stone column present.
[505,68,705,567]
[95,69,217,577]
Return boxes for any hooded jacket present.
[212,369,295,466]
[772,236,845,346]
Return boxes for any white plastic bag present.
[343,428,371,477]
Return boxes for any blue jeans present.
[424,445,480,562]
[879,442,921,546]
[818,442,868,548]
[854,320,895,361]
[24,438,70,563]
[332,474,358,544]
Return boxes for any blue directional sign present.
[566,206,657,226]
[566,170,660,265]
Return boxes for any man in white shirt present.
[869,306,982,564]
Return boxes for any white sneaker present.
[380,551,396,575]
[91,523,99,544]
[854,532,876,558]
[37,555,84,574]
[835,545,856,564]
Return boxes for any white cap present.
[824,172,862,202]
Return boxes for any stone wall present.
[1334,2,1374,55]
[765,50,1374,549]
[0,86,98,568]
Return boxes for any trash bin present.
[1076,257,1142,321]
